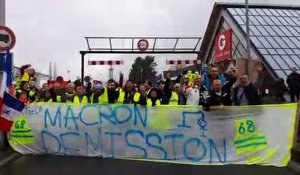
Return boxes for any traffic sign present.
[0,26,16,51]
[137,39,149,51]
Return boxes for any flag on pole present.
[0,51,25,132]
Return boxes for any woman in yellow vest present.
[73,86,88,104]
[147,88,161,107]
[118,80,140,104]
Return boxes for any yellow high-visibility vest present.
[147,98,161,106]
[169,91,179,105]
[90,88,109,104]
[73,95,88,104]
[118,89,140,104]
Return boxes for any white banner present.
[5,103,298,167]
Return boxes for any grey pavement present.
[0,155,299,175]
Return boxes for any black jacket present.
[287,72,300,90]
[209,83,232,106]
[233,83,260,105]
[157,78,172,105]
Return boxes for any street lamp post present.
[245,0,251,75]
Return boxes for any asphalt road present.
[0,155,299,175]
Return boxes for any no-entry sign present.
[0,26,16,51]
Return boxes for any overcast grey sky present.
[6,0,300,82]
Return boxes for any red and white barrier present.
[88,60,124,65]
[166,59,201,65]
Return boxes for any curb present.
[0,152,21,168]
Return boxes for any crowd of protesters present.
[12,64,300,109]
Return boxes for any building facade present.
[199,3,300,94]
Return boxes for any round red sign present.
[137,39,149,51]
[0,26,16,51]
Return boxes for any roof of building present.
[200,2,300,80]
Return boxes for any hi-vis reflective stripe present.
[234,133,267,155]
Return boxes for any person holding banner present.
[65,83,76,103]
[73,86,88,104]
[209,79,232,106]
[118,80,140,104]
[147,88,161,106]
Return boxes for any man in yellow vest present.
[118,80,140,104]
[107,79,120,104]
[52,82,66,103]
[73,86,88,104]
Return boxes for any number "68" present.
[239,120,255,134]
[14,120,26,129]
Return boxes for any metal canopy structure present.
[80,36,202,83]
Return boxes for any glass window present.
[258,37,272,48]
[291,55,300,67]
[277,17,289,26]
[264,26,277,36]
[275,70,287,79]
[255,9,266,16]
[249,9,258,15]
[250,36,263,48]
[293,27,300,35]
[285,17,297,26]
[274,55,290,69]
[291,37,300,47]
[234,8,245,15]
[249,16,260,25]
[277,10,287,16]
[272,26,285,36]
[255,16,268,25]
[288,10,299,17]
[264,55,281,69]
[273,37,289,48]
[269,9,280,16]
[284,49,294,54]
[250,26,261,36]
[241,25,247,32]
[270,16,281,25]
[282,55,297,67]
[282,10,292,16]
[257,26,269,36]
[287,26,299,36]
[233,16,245,25]
[259,48,268,55]
[228,8,238,16]
[291,17,300,26]
[279,26,292,37]
[292,49,300,55]
[282,37,297,48]
[267,49,278,54]
[265,37,280,48]
[263,9,273,16]
[285,70,292,77]
[276,49,287,55]
[263,16,274,25]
